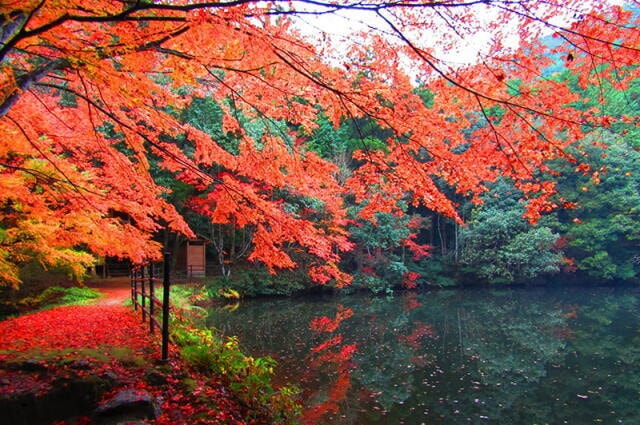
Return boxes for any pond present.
[207,285,640,424]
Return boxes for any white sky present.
[290,3,523,69]
[288,0,628,69]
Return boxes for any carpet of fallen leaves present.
[0,282,262,424]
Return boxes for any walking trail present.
[0,279,252,424]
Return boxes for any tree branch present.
[0,57,70,118]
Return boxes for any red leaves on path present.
[0,303,152,360]
[0,284,257,424]
[0,286,156,400]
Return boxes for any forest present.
[2,0,638,296]
[1,1,639,424]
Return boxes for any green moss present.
[1,346,143,366]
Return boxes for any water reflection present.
[207,286,640,424]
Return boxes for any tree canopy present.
[0,0,638,286]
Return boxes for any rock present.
[0,374,111,425]
[94,389,161,424]
[145,370,168,386]
[100,370,121,385]
[20,359,48,372]
[70,358,92,370]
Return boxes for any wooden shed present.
[185,239,206,277]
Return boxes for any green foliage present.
[458,179,563,284]
[305,112,388,162]
[18,257,91,286]
[412,256,459,287]
[425,71,640,286]
[503,227,565,278]
[552,133,640,281]
[180,96,240,154]
[205,265,307,297]
[171,322,301,423]
[352,273,394,295]
[345,210,427,293]
[305,112,351,159]
[412,85,435,108]
[554,69,640,149]
[348,212,412,251]
[535,71,640,280]
[454,117,640,285]
[38,286,102,306]
[577,251,618,279]
[1,285,102,318]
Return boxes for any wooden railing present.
[130,253,172,362]
[186,264,206,278]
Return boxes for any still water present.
[207,286,640,424]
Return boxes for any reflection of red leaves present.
[562,306,578,319]
[311,335,343,355]
[336,344,356,362]
[551,326,576,340]
[309,305,353,333]
[312,340,357,362]
[302,400,339,424]
[409,354,434,368]
[302,372,351,425]
[398,322,436,348]
[402,271,420,289]
[305,305,359,423]
[328,371,351,402]
[309,316,335,333]
[402,293,422,312]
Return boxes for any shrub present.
[171,321,301,423]
[206,266,306,298]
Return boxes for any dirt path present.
[89,278,132,306]
[0,279,153,360]
[0,279,256,424]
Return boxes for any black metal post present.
[161,252,171,362]
[131,266,136,309]
[140,265,146,323]
[149,263,155,334]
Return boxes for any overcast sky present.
[288,0,628,69]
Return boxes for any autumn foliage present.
[0,1,638,286]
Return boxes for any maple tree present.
[0,1,637,287]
